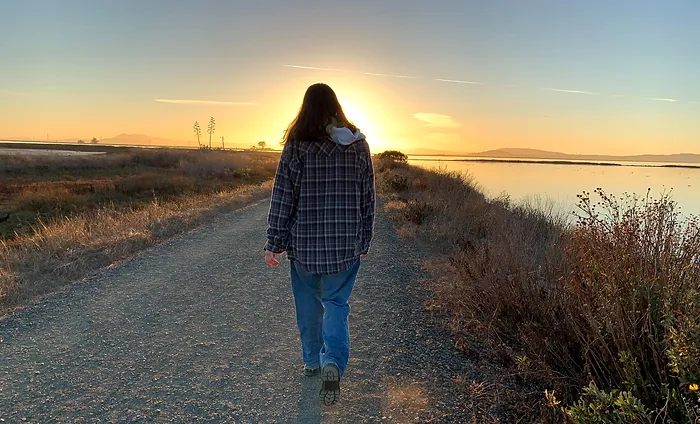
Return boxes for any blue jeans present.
[290,259,360,377]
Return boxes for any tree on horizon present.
[193,121,202,146]
[258,141,266,151]
[207,117,216,149]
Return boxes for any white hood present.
[328,126,366,145]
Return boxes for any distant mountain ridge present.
[5,134,699,164]
[407,147,700,164]
[405,148,468,156]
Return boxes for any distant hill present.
[468,148,700,164]
[101,134,192,147]
[405,148,471,156]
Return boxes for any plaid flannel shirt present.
[265,138,375,275]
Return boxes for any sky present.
[1,0,698,155]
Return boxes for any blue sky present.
[1,0,698,154]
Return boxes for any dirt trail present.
[0,200,504,423]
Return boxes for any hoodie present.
[326,117,366,146]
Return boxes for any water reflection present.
[409,159,700,218]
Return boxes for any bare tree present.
[258,141,267,151]
[207,117,216,149]
[221,135,225,150]
[193,121,202,146]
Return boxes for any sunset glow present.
[1,1,698,155]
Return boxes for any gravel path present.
[0,200,505,423]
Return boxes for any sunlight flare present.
[154,99,258,106]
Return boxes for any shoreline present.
[409,156,700,169]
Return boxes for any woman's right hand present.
[265,250,283,267]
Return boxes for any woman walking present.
[264,83,375,406]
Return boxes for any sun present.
[337,95,395,152]
[338,97,381,144]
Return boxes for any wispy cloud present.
[364,72,416,79]
[154,99,258,106]
[413,113,461,128]
[647,97,677,103]
[284,64,347,73]
[283,65,693,107]
[435,78,483,85]
[285,64,417,79]
[544,88,599,95]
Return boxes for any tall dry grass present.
[0,148,279,313]
[0,149,279,238]
[376,155,700,422]
[0,182,272,313]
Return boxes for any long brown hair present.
[283,83,358,144]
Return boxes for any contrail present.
[435,78,483,85]
[285,64,417,79]
[545,88,599,95]
[647,97,677,103]
[284,65,348,73]
[364,72,416,79]
[154,99,258,106]
[283,65,692,105]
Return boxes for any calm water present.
[409,157,700,219]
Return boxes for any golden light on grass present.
[0,149,280,312]
[380,376,430,423]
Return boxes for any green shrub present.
[565,382,651,423]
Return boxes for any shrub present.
[556,189,700,420]
[564,382,651,423]
[376,150,409,173]
[376,150,408,163]
[402,200,432,225]
[376,163,700,422]
[384,172,409,193]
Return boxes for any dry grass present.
[0,149,279,238]
[376,155,700,422]
[0,182,272,314]
[0,148,279,313]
